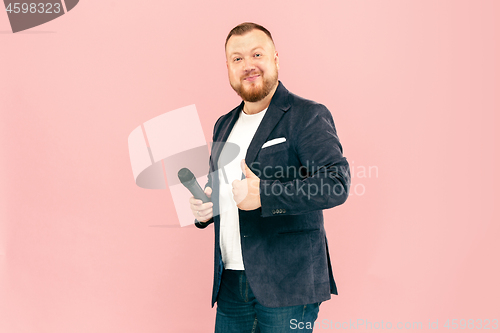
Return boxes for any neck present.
[242,81,279,115]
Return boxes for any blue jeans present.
[215,270,321,333]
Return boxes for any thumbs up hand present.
[232,159,261,211]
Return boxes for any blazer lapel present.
[211,81,291,178]
[245,81,291,171]
[211,103,242,171]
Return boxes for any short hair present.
[225,22,274,48]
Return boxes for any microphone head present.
[178,168,195,184]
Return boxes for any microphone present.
[178,168,212,228]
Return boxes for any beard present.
[230,68,278,103]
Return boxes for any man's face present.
[225,29,279,103]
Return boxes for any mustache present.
[241,71,262,80]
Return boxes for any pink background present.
[1,0,499,332]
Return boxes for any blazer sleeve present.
[259,104,350,217]
[194,114,225,228]
[204,114,226,191]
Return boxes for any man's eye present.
[255,53,262,57]
[234,57,241,62]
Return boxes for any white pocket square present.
[262,137,286,149]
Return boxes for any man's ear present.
[226,60,229,69]
[275,51,280,70]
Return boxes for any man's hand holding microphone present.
[190,187,214,223]
[184,159,262,227]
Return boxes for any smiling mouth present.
[243,74,260,82]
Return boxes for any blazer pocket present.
[262,137,286,149]
[259,140,289,154]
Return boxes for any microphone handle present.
[186,179,210,203]
[185,179,212,228]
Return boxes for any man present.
[189,22,350,332]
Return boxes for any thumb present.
[241,159,256,178]
[205,186,212,198]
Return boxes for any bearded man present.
[189,22,350,333]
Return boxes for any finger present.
[232,196,241,205]
[205,187,212,198]
[241,159,255,178]
[232,191,243,204]
[190,201,202,210]
[198,207,213,216]
[197,212,213,222]
[191,201,213,211]
[193,207,210,219]
[197,207,213,219]
[196,212,209,222]
[189,196,202,205]
[200,202,213,210]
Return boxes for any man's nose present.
[243,57,256,72]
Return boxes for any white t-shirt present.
[218,108,267,270]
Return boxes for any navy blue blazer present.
[198,81,350,308]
